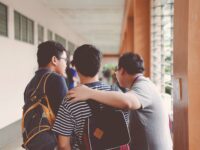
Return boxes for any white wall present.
[0,0,87,129]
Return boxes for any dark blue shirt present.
[24,68,68,115]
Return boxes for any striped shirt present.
[52,81,129,150]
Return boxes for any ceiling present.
[40,0,125,54]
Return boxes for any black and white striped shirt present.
[52,81,129,150]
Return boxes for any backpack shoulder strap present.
[87,100,101,115]
[30,72,52,97]
[22,72,54,128]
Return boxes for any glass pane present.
[68,41,75,54]
[27,19,34,44]
[38,25,44,44]
[55,34,66,48]
[47,30,53,40]
[14,11,21,40]
[21,16,28,42]
[151,0,174,94]
[0,3,7,36]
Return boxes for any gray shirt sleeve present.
[131,80,153,109]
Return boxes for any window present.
[68,41,75,54]
[0,2,8,37]
[151,0,174,94]
[38,24,44,44]
[55,34,66,48]
[151,0,174,122]
[14,11,34,44]
[47,30,53,40]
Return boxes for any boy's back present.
[53,81,129,149]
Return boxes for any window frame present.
[14,10,34,44]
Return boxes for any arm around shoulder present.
[68,85,141,110]
[92,90,142,110]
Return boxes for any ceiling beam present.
[103,54,120,57]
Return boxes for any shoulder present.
[47,72,67,87]
[49,72,66,82]
[131,76,160,108]
[90,82,112,91]
[45,72,68,97]
[61,99,91,117]
[24,77,36,98]
[132,77,152,90]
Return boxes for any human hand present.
[66,84,93,103]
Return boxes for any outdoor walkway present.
[0,120,22,150]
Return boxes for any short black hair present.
[72,44,102,77]
[118,52,144,75]
[37,41,67,67]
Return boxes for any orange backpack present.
[21,73,55,148]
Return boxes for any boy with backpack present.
[52,44,129,150]
[22,41,68,150]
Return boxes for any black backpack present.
[80,101,130,150]
[21,73,56,148]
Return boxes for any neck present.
[127,73,143,89]
[79,74,99,84]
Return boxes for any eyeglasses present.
[59,57,68,62]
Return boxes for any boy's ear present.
[121,68,126,75]
[51,56,58,66]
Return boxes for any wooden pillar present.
[173,0,200,149]
[133,0,151,77]
[120,0,134,54]
[120,0,150,77]
[126,17,134,52]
